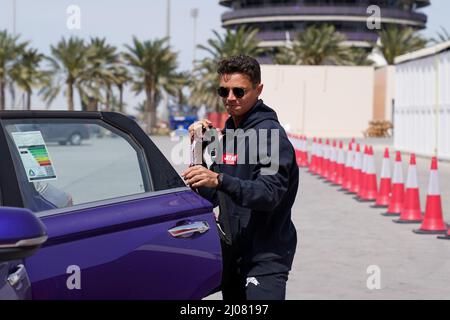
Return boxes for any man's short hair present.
[217,55,261,87]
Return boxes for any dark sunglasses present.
[217,87,246,99]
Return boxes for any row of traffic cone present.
[288,134,309,168]
[294,135,448,239]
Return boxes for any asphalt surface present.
[152,135,450,300]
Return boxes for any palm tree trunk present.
[0,78,5,110]
[87,97,98,111]
[67,80,74,111]
[79,90,87,111]
[145,88,156,135]
[178,88,183,106]
[119,85,124,114]
[106,86,111,112]
[26,90,31,111]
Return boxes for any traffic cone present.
[382,151,404,216]
[333,141,345,186]
[359,146,378,202]
[415,157,447,234]
[349,144,362,194]
[371,148,391,208]
[309,137,317,174]
[327,140,337,183]
[341,142,354,192]
[321,139,330,179]
[292,134,302,167]
[316,139,323,176]
[357,145,369,199]
[300,136,309,167]
[394,154,422,224]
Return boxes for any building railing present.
[256,30,379,42]
[221,5,427,25]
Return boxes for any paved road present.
[152,135,450,300]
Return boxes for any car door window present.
[2,118,152,215]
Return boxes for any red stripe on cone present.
[414,157,447,234]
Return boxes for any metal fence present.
[394,49,450,160]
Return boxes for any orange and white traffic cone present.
[327,140,337,183]
[359,146,378,202]
[357,145,369,200]
[333,141,345,186]
[349,144,362,194]
[371,148,391,208]
[303,136,310,167]
[292,134,302,167]
[309,137,317,174]
[321,139,330,180]
[382,151,404,216]
[394,154,423,224]
[340,142,354,192]
[300,136,309,167]
[316,139,323,176]
[415,157,447,234]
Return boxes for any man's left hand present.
[181,165,219,189]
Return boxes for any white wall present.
[394,50,450,160]
[385,66,396,122]
[260,65,374,138]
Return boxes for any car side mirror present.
[0,207,48,262]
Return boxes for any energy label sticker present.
[11,131,57,182]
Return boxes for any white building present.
[260,65,374,138]
[394,41,450,160]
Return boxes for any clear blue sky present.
[0,0,448,112]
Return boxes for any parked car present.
[0,111,222,300]
[16,123,90,145]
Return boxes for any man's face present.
[219,73,263,119]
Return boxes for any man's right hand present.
[188,119,213,140]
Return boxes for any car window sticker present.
[11,131,57,182]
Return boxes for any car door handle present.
[7,264,27,288]
[168,221,210,238]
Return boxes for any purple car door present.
[0,111,222,299]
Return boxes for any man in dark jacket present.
[182,55,298,300]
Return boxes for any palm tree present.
[0,30,28,110]
[197,27,265,61]
[431,27,450,44]
[80,37,121,111]
[349,47,374,66]
[190,27,264,112]
[190,58,223,112]
[9,48,46,110]
[124,37,180,134]
[274,25,354,66]
[378,27,427,65]
[41,37,87,111]
[111,64,131,113]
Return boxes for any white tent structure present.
[394,41,450,160]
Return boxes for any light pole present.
[166,0,171,44]
[191,8,199,66]
[162,0,171,123]
[12,0,16,35]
